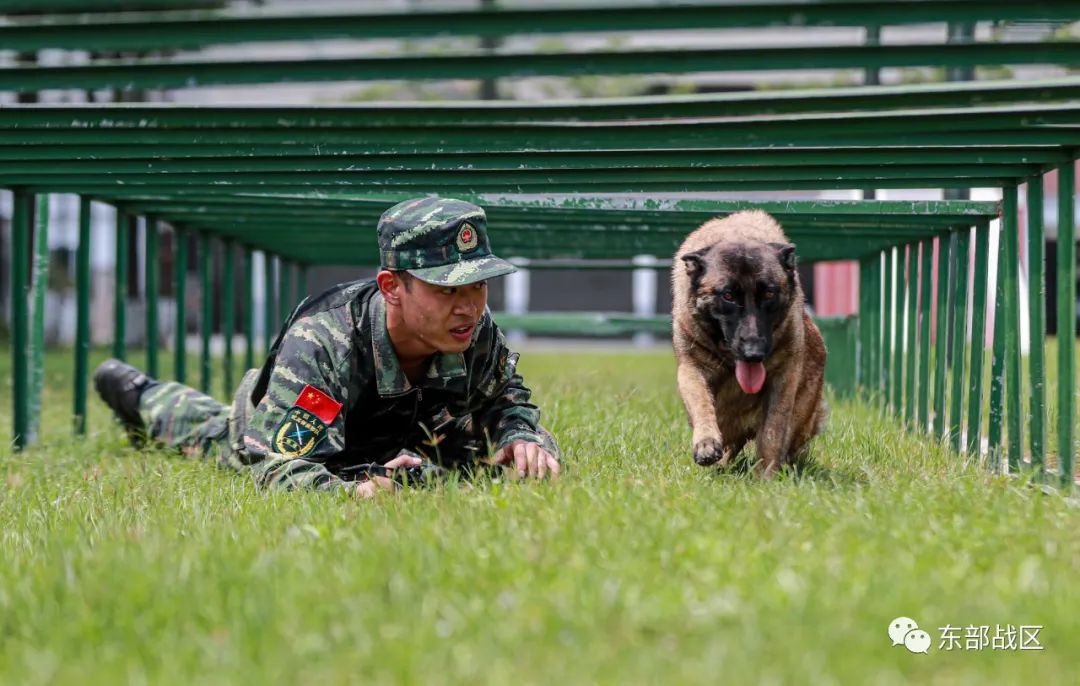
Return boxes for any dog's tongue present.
[735,361,767,394]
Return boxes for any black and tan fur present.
[671,210,827,476]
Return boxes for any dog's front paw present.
[693,437,725,466]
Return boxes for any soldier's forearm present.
[252,455,349,493]
[484,398,542,448]
[495,422,545,449]
[477,372,540,437]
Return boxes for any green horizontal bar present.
[1,128,1075,152]
[114,215,984,234]
[0,164,1034,184]
[10,178,1017,196]
[5,101,1076,129]
[250,243,901,266]
[168,225,932,250]
[113,197,988,220]
[105,193,1004,218]
[4,1,1076,52]
[2,41,1079,92]
[150,224,945,247]
[0,146,1069,171]
[0,150,1062,173]
[89,192,1003,224]
[6,78,1080,127]
[150,220,920,253]
[160,215,947,238]
[113,210,966,234]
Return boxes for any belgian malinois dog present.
[672,210,827,476]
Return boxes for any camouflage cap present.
[377,197,517,286]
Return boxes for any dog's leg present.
[754,366,801,477]
[677,361,725,466]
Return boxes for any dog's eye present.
[721,291,736,302]
[763,290,776,300]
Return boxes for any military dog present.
[671,210,827,476]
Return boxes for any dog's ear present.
[771,243,797,272]
[680,248,709,283]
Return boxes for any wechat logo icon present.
[889,617,931,654]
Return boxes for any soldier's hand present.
[353,453,424,498]
[494,440,560,480]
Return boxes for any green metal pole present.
[1003,185,1024,471]
[1056,160,1076,488]
[918,239,932,433]
[11,191,31,450]
[872,252,882,400]
[174,228,188,383]
[933,234,953,439]
[74,196,91,435]
[264,253,276,356]
[1026,177,1047,472]
[891,247,904,414]
[949,228,970,454]
[199,233,212,395]
[113,209,128,360]
[858,257,871,393]
[28,194,48,444]
[988,232,1007,471]
[145,217,159,378]
[904,243,918,427]
[244,247,255,370]
[883,248,894,412]
[223,240,235,396]
[966,222,991,457]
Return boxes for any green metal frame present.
[113,210,128,360]
[3,1,1077,491]
[966,223,991,457]
[1056,162,1076,487]
[174,227,188,384]
[145,217,160,378]
[10,191,31,450]
[222,239,235,397]
[74,197,91,434]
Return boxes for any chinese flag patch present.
[294,385,343,424]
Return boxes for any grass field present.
[2,346,1079,685]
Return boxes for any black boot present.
[93,358,158,443]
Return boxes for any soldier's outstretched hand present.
[494,440,560,480]
[353,452,424,498]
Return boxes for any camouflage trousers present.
[138,376,559,474]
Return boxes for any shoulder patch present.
[273,406,329,458]
[272,385,343,458]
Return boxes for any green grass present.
[2,347,1079,685]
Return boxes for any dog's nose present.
[739,340,768,362]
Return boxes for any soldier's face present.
[399,278,488,354]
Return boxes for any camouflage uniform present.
[136,197,558,492]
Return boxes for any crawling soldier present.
[94,197,560,497]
